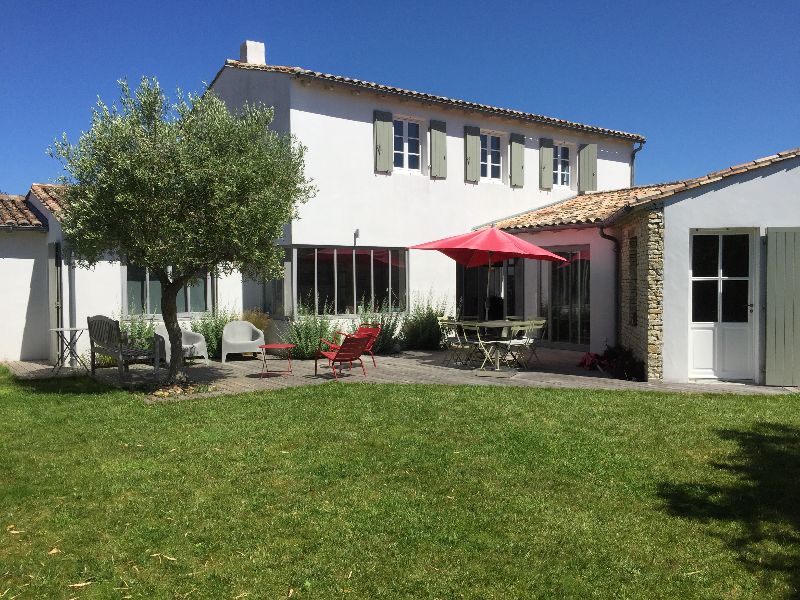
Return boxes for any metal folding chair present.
[460,323,496,369]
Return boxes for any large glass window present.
[317,248,336,312]
[393,119,421,171]
[480,133,502,180]
[354,249,372,309]
[177,273,208,313]
[373,249,391,309]
[125,265,210,315]
[691,233,750,323]
[126,265,147,314]
[457,260,518,321]
[538,247,590,345]
[296,248,316,309]
[295,247,408,315]
[505,258,525,318]
[390,250,407,311]
[336,248,355,314]
[552,145,571,187]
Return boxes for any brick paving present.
[4,349,797,397]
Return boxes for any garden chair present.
[459,323,496,369]
[87,315,159,383]
[315,334,370,380]
[495,319,547,369]
[334,323,382,367]
[154,323,209,365]
[440,320,470,367]
[221,320,265,363]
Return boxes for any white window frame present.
[552,143,572,188]
[480,131,503,183]
[392,118,424,174]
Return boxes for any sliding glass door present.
[539,246,590,346]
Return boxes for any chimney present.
[239,40,266,65]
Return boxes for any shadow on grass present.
[658,423,800,597]
[10,375,114,396]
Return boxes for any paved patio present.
[4,348,797,396]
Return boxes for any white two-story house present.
[0,39,644,361]
[208,40,644,352]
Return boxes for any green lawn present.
[1,367,798,599]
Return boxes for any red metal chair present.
[334,323,382,367]
[315,334,370,380]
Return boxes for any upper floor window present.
[553,145,571,186]
[480,133,501,180]
[393,119,421,171]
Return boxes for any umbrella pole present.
[485,251,492,321]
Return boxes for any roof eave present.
[289,71,646,142]
[218,61,646,143]
[499,222,602,234]
[0,224,47,232]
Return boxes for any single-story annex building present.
[494,148,800,386]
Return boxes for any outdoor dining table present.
[475,320,518,371]
[50,327,90,375]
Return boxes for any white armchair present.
[221,320,265,363]
[155,323,209,365]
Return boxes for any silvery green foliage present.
[51,77,314,281]
[50,78,315,379]
[190,309,239,360]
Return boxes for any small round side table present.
[259,343,295,377]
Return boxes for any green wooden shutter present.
[766,228,800,386]
[510,133,525,188]
[578,143,598,192]
[464,126,480,183]
[539,138,553,190]
[430,120,447,179]
[373,110,393,174]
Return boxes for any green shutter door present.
[374,110,393,174]
[510,133,525,188]
[578,143,598,192]
[539,138,553,190]
[430,120,447,179]
[464,126,480,183]
[766,228,800,386]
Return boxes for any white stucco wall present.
[0,231,50,360]
[217,271,245,314]
[661,158,800,383]
[517,228,617,353]
[69,260,123,356]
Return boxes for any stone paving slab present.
[4,349,797,397]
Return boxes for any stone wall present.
[615,208,664,380]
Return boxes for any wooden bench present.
[87,315,160,382]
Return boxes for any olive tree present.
[51,77,314,381]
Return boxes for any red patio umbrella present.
[410,227,566,320]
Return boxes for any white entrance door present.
[689,232,755,380]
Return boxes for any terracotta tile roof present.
[495,147,800,231]
[214,60,646,143]
[0,194,46,229]
[29,183,67,218]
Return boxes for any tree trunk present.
[160,276,185,383]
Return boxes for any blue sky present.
[2,0,798,194]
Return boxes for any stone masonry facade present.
[615,208,664,380]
